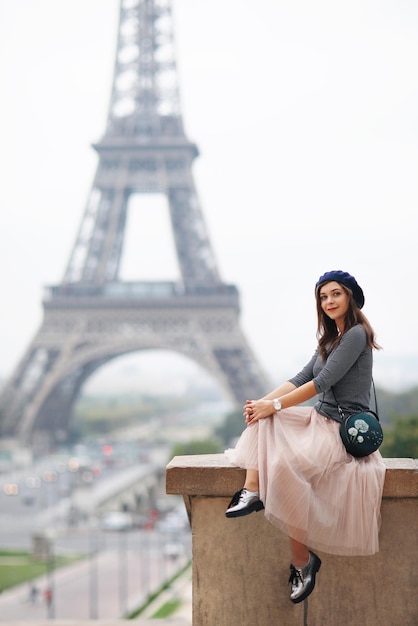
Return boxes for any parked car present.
[155,510,189,533]
[100,511,133,531]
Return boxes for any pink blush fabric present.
[225,407,386,556]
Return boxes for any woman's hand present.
[243,398,274,425]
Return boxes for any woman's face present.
[319,281,350,329]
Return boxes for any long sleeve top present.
[288,324,373,422]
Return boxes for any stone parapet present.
[167,455,418,626]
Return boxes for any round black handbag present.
[339,410,383,457]
[332,382,384,458]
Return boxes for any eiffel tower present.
[0,0,268,449]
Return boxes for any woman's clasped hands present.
[244,398,275,425]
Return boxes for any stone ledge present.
[166,454,418,498]
[166,454,418,625]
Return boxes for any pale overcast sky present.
[0,0,417,394]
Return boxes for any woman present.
[224,270,386,604]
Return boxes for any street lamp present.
[118,527,128,616]
[89,515,99,619]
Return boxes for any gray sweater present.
[288,325,372,423]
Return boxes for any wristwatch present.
[273,398,282,411]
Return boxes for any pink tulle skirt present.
[225,407,386,556]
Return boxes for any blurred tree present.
[215,409,244,447]
[376,385,418,424]
[380,415,418,458]
[171,438,222,457]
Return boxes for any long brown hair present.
[315,283,381,361]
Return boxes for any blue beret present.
[316,270,365,309]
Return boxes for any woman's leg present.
[290,538,309,567]
[243,468,259,492]
[288,538,321,604]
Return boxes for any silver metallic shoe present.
[225,488,264,518]
[288,551,321,604]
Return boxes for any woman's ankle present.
[290,540,310,567]
[243,483,259,493]
[292,554,310,568]
[244,469,259,493]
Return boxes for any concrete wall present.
[166,455,418,626]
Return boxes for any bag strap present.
[371,378,379,416]
[330,387,345,422]
[330,379,379,422]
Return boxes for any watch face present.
[274,399,281,411]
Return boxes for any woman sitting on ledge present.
[225,270,386,604]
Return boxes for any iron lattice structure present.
[0,0,268,448]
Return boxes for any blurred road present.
[0,444,191,622]
[0,543,190,621]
